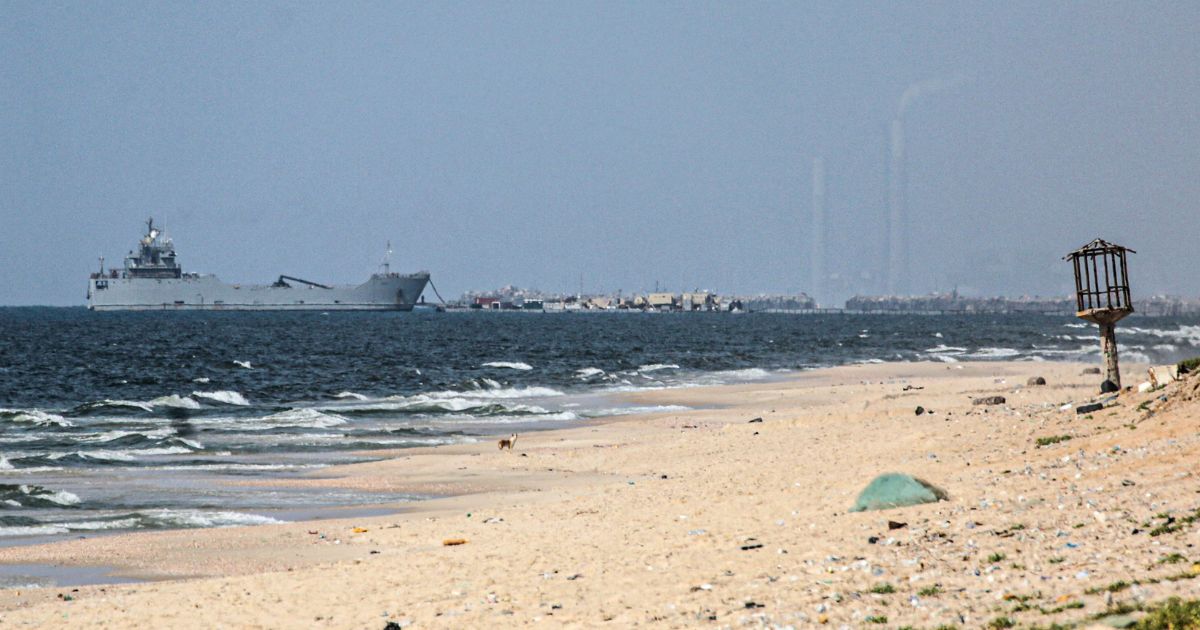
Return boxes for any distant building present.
[647,293,678,310]
[681,292,717,311]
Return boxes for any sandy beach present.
[2,360,1199,628]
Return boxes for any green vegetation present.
[988,617,1016,629]
[987,552,1007,563]
[1035,601,1086,615]
[1048,557,1065,564]
[1036,435,1073,447]
[1010,523,1026,531]
[869,582,896,594]
[864,615,888,624]
[918,584,942,597]
[1134,597,1200,629]
[1161,553,1189,565]
[1177,357,1200,375]
[1149,506,1200,537]
[1084,580,1131,595]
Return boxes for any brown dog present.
[497,433,518,451]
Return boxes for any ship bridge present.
[124,218,182,279]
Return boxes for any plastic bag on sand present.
[850,473,948,512]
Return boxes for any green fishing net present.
[850,473,948,512]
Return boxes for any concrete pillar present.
[1099,321,1121,391]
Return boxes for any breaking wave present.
[258,408,349,429]
[192,390,250,406]
[638,363,680,373]
[0,510,282,538]
[0,409,73,427]
[482,361,533,371]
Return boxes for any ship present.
[87,219,430,311]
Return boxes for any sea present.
[1,308,1198,544]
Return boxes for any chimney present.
[811,157,826,306]
[886,118,906,296]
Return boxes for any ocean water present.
[1,308,1198,542]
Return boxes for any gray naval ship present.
[87,219,430,311]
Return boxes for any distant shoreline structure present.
[450,285,1200,316]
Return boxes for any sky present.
[2,1,1198,306]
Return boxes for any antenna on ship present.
[381,241,393,274]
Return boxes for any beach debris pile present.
[850,473,948,512]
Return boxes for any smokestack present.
[886,118,906,296]
[887,75,966,296]
[811,157,826,306]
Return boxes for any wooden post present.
[1099,320,1120,390]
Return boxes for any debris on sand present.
[850,473,948,512]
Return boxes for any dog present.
[497,433,518,451]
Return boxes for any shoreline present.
[4,360,1200,627]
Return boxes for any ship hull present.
[87,273,430,312]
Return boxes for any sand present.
[2,360,1200,628]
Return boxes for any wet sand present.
[2,361,1199,628]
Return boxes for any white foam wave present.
[962,347,1021,359]
[193,377,211,384]
[140,509,281,528]
[638,363,680,373]
[149,463,327,472]
[443,412,580,424]
[133,446,195,456]
[324,386,566,416]
[233,360,253,369]
[192,390,250,406]
[86,400,155,413]
[335,391,370,401]
[482,361,533,371]
[0,409,73,427]
[16,484,81,506]
[1124,350,1152,364]
[63,518,141,531]
[49,450,136,462]
[703,368,773,382]
[925,344,967,354]
[0,525,69,537]
[260,408,348,429]
[586,405,690,417]
[1125,325,1200,345]
[83,428,174,443]
[150,395,202,410]
[575,367,605,378]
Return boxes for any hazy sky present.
[3,2,1198,305]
